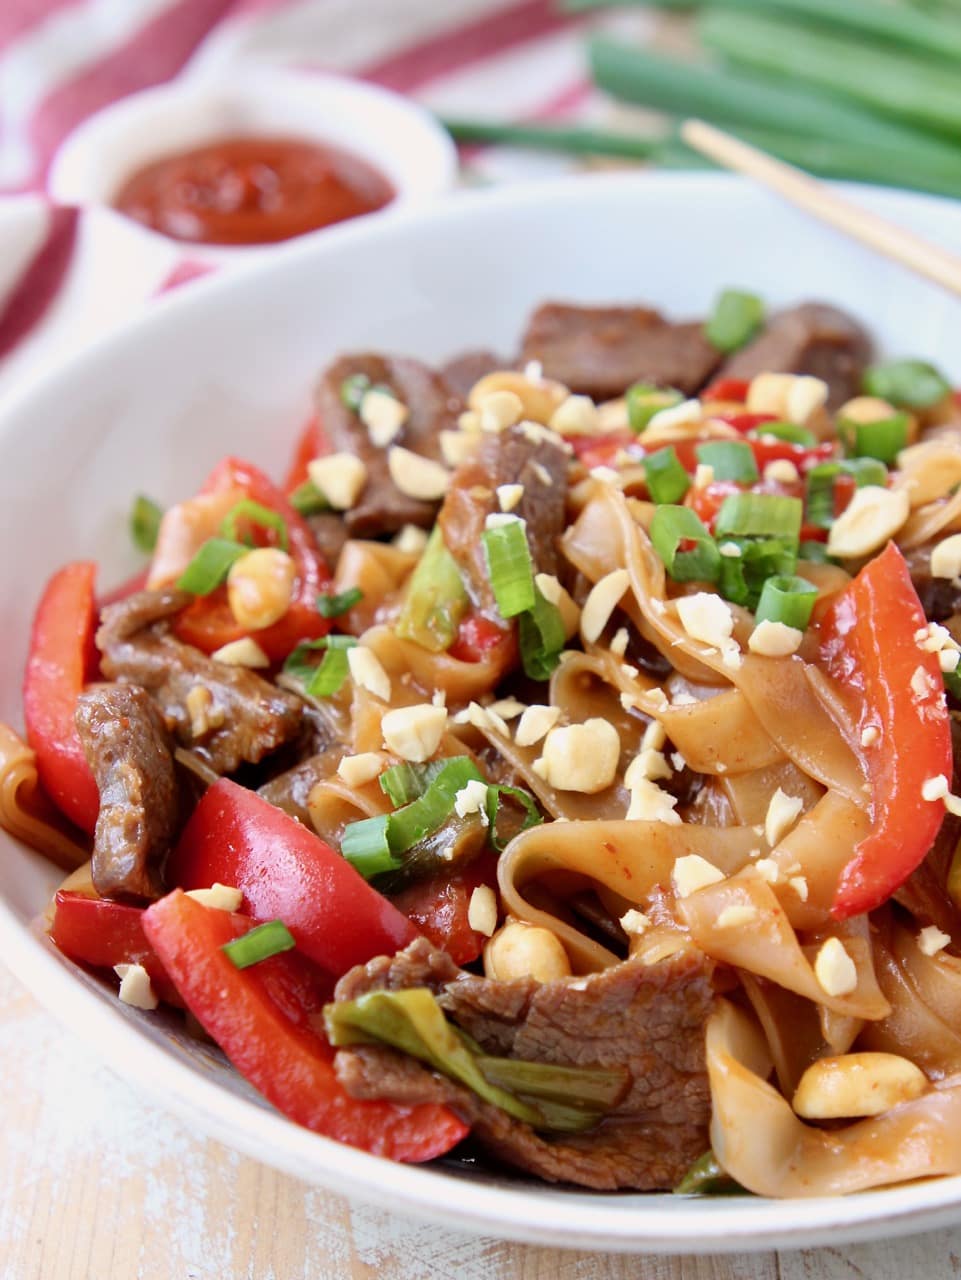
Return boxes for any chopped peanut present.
[381,703,447,763]
[227,547,296,631]
[534,720,620,793]
[793,1053,927,1120]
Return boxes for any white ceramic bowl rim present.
[3,171,961,1253]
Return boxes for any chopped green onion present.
[518,584,566,680]
[755,574,818,630]
[289,479,330,517]
[343,758,487,878]
[307,648,351,697]
[798,540,834,564]
[644,445,691,504]
[717,537,797,608]
[863,359,952,410]
[317,587,363,618]
[839,412,910,464]
[130,494,163,554]
[844,457,889,487]
[283,635,357,698]
[626,382,684,433]
[341,815,401,879]
[396,526,469,653]
[747,421,816,447]
[714,493,802,541]
[805,459,887,529]
[386,758,486,854]
[221,499,289,552]
[649,506,721,583]
[474,1056,629,1110]
[379,760,446,808]
[482,519,536,619]
[695,440,759,485]
[176,538,248,594]
[705,289,764,354]
[222,919,296,969]
[341,373,372,411]
[673,1150,744,1197]
[485,784,543,852]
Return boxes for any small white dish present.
[47,68,458,261]
[2,172,961,1252]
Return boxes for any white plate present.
[3,172,961,1254]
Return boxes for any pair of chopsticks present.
[681,119,961,299]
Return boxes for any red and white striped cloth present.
[0,0,654,401]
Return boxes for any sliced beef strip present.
[904,543,961,624]
[307,512,348,571]
[97,589,302,776]
[439,424,569,616]
[315,354,461,538]
[333,938,714,1190]
[76,683,178,901]
[520,302,722,400]
[718,302,872,409]
[440,349,510,401]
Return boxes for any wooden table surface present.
[1,961,958,1279]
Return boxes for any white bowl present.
[3,172,961,1253]
[46,68,457,261]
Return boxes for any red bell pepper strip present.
[143,891,468,1161]
[51,891,181,1006]
[818,542,952,919]
[448,613,509,665]
[283,416,328,492]
[166,779,419,974]
[173,456,332,661]
[22,561,100,834]
[702,376,750,403]
[391,850,499,966]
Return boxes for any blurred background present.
[4,0,961,201]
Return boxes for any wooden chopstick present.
[680,118,961,299]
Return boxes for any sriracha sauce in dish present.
[113,135,394,245]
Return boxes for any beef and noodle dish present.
[6,289,961,1197]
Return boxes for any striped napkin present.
[0,0,657,402]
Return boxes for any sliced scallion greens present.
[289,479,330,517]
[718,537,797,609]
[395,526,469,653]
[485,784,543,852]
[176,538,248,594]
[626,381,684,433]
[705,289,764,354]
[221,498,289,551]
[342,758,488,878]
[222,919,296,969]
[518,584,566,680]
[805,459,887,529]
[317,587,363,618]
[747,421,816,447]
[482,519,536,619]
[130,494,164,554]
[839,411,910,464]
[340,815,401,878]
[862,358,951,410]
[755,574,818,631]
[695,440,759,485]
[341,373,372,411]
[649,506,721,583]
[283,634,357,698]
[714,492,802,542]
[644,445,690,504]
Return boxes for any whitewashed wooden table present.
[0,960,956,1279]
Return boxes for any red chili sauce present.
[113,135,394,245]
